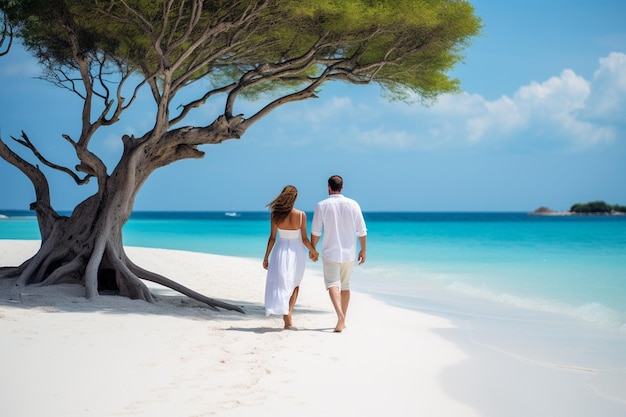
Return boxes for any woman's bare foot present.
[283,314,293,329]
[333,318,345,333]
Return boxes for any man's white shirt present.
[311,194,367,263]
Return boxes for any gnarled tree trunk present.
[1,199,244,313]
[0,124,245,314]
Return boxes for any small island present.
[531,201,626,216]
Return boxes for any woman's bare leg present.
[283,286,299,329]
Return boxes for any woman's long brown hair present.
[268,185,298,224]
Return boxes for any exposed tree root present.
[1,240,245,314]
[124,254,244,313]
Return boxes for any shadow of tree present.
[0,278,329,322]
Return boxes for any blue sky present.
[1,1,625,213]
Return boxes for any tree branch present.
[1,12,13,57]
[0,133,52,207]
[169,82,236,126]
[11,131,91,185]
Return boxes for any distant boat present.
[225,203,241,217]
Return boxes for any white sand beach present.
[2,240,625,417]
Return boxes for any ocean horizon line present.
[0,209,575,224]
[4,210,626,222]
[0,208,574,217]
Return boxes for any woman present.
[263,185,318,328]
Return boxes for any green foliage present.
[1,0,482,106]
[278,0,482,102]
[570,201,626,213]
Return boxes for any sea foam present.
[446,281,626,333]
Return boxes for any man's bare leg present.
[341,290,350,327]
[328,286,345,332]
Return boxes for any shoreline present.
[2,240,626,416]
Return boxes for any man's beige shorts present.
[322,258,355,291]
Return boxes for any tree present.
[0,6,12,56]
[570,201,625,214]
[0,0,481,311]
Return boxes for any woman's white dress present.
[264,225,306,316]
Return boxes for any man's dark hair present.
[328,175,343,192]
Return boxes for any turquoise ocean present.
[2,210,626,370]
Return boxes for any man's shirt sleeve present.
[311,204,322,236]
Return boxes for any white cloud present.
[248,53,626,153]
[578,52,626,124]
[389,53,624,150]
[458,69,594,145]
[511,69,617,147]
[465,94,525,142]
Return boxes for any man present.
[310,175,367,332]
